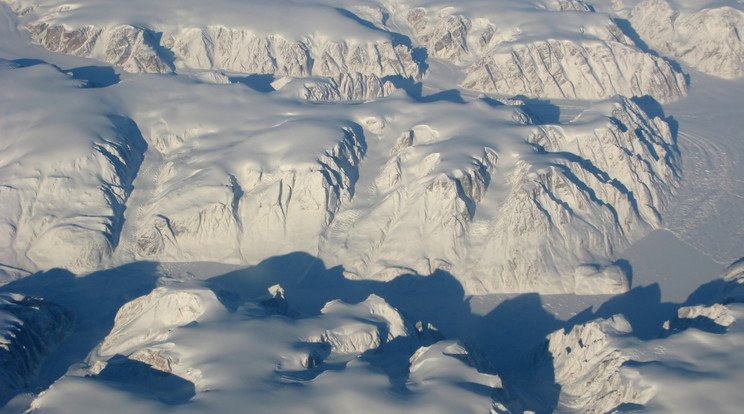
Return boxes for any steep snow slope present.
[0,294,73,403]
[320,95,678,293]
[461,40,686,102]
[397,0,687,101]
[28,285,508,413]
[541,315,653,413]
[0,41,680,295]
[542,262,744,414]
[0,60,145,279]
[107,75,368,265]
[626,0,744,79]
[98,75,677,294]
[6,0,423,101]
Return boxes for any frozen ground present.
[0,0,743,413]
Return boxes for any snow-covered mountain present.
[625,0,744,79]
[0,60,679,294]
[1,0,743,412]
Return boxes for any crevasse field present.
[0,0,743,413]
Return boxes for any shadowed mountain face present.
[4,253,742,413]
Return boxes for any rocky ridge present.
[628,0,744,79]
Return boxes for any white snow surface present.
[27,286,506,413]
[0,40,682,294]
[625,0,744,78]
[0,0,743,413]
[6,0,690,101]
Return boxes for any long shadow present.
[612,18,690,85]
[383,75,465,103]
[568,284,677,340]
[105,114,148,250]
[209,253,744,411]
[94,355,195,404]
[0,262,161,406]
[333,7,428,73]
[564,265,744,343]
[65,65,120,88]
[206,254,562,412]
[479,94,560,125]
[631,95,680,145]
[7,57,120,88]
[467,294,563,413]
[140,28,176,72]
[229,73,275,92]
[6,252,730,411]
[512,95,561,124]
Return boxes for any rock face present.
[404,4,687,102]
[305,294,413,357]
[85,285,217,390]
[11,1,423,101]
[7,0,691,102]
[667,303,736,333]
[169,27,422,81]
[483,97,678,292]
[542,315,653,413]
[553,0,594,12]
[0,1,681,295]
[629,0,744,79]
[0,294,73,402]
[28,23,173,73]
[326,96,678,294]
[300,74,396,102]
[462,40,687,102]
[0,62,145,279]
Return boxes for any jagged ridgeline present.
[0,51,679,294]
[8,0,697,102]
[0,0,691,294]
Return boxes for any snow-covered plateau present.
[0,0,743,413]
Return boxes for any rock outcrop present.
[629,0,744,79]
[0,294,73,402]
[541,315,653,413]
[462,40,687,102]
